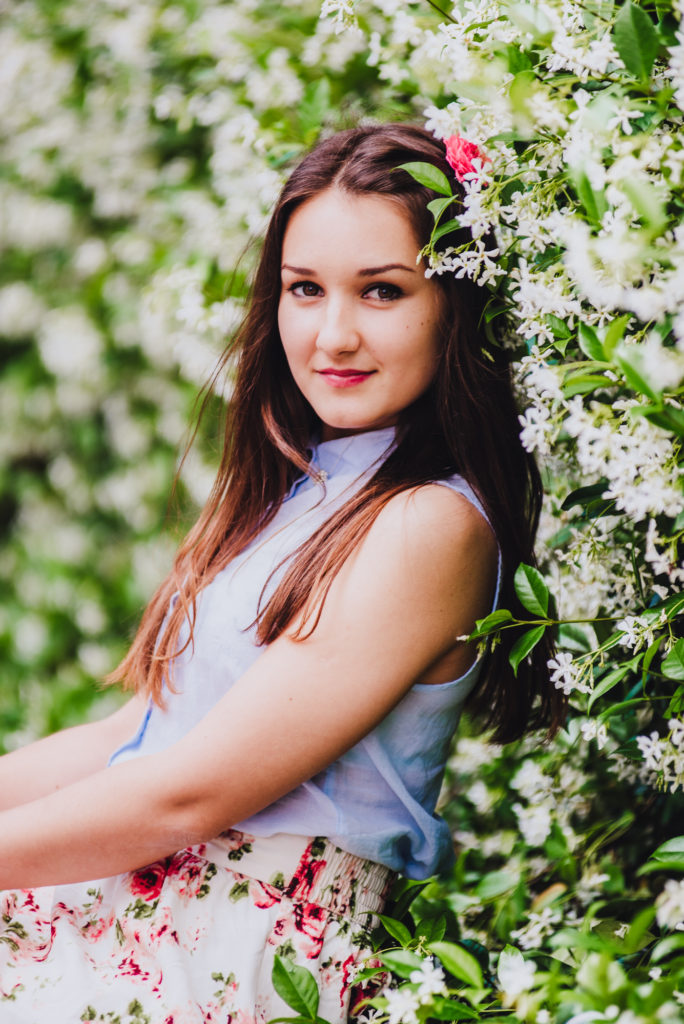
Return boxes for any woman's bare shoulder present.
[367,482,497,576]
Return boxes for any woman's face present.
[278,187,444,441]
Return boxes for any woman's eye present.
[289,281,321,297]
[365,283,402,301]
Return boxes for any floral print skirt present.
[0,830,393,1024]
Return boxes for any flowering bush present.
[2,0,684,1020]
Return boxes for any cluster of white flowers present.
[547,651,590,696]
[635,720,684,793]
[382,960,447,1024]
[511,906,563,950]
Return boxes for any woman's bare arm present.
[0,694,147,811]
[0,487,497,889]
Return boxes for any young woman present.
[0,124,563,1023]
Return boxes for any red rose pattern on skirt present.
[0,832,392,1024]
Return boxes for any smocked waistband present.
[201,830,394,922]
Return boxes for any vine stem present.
[423,0,457,24]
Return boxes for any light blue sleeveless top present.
[109,427,500,879]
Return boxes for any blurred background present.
[0,0,426,748]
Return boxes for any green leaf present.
[562,371,612,398]
[428,997,480,1019]
[429,941,483,988]
[651,934,684,963]
[641,637,661,682]
[587,664,631,712]
[652,836,684,861]
[578,323,605,361]
[379,949,424,978]
[272,956,319,1020]
[427,196,455,221]
[475,870,519,900]
[379,915,412,947]
[561,482,613,516]
[514,563,549,616]
[571,168,607,223]
[268,1017,313,1024]
[546,313,573,341]
[658,593,684,620]
[641,405,684,436]
[509,625,546,675]
[666,686,684,717]
[398,162,452,196]
[621,178,667,234]
[597,697,648,723]
[432,218,461,244]
[662,640,684,681]
[638,859,684,875]
[603,314,631,357]
[613,343,660,400]
[613,1,660,81]
[471,608,514,638]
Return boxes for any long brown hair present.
[109,123,565,743]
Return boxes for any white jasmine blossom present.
[513,801,553,846]
[581,719,608,750]
[383,986,421,1024]
[656,878,684,930]
[497,946,536,999]
[409,960,447,1001]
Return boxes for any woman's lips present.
[317,369,376,388]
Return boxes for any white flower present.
[511,906,562,950]
[636,731,666,772]
[320,0,357,32]
[581,720,609,750]
[384,985,421,1024]
[37,307,104,383]
[547,651,588,695]
[617,615,655,651]
[670,718,684,748]
[518,405,554,456]
[513,802,552,846]
[656,879,684,930]
[497,947,536,999]
[511,760,553,802]
[409,961,447,1001]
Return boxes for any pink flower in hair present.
[444,134,488,182]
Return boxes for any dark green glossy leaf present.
[662,640,684,681]
[578,323,605,361]
[509,625,546,675]
[429,941,483,988]
[398,162,452,196]
[471,608,514,638]
[378,915,412,947]
[613,1,660,81]
[514,563,549,616]
[272,956,319,1020]
[379,949,424,978]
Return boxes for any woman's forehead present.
[281,187,422,267]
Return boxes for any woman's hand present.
[0,486,497,889]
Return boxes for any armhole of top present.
[410,478,502,693]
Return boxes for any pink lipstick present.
[318,369,375,388]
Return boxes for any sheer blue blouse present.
[109,427,500,878]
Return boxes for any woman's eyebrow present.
[281,263,416,275]
[359,263,416,276]
[281,264,315,275]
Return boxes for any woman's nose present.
[315,297,361,354]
